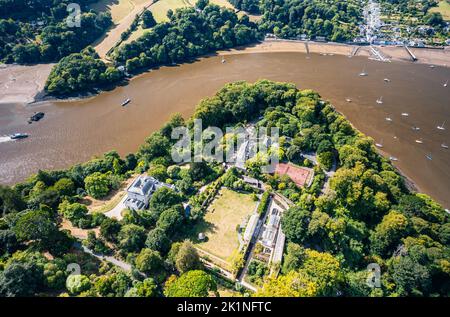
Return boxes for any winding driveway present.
[104,195,127,220]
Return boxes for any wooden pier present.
[404,45,418,61]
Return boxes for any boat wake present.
[0,136,12,143]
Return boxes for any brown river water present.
[0,52,449,207]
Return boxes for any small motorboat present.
[426,154,432,160]
[29,112,44,122]
[385,117,393,122]
[121,98,131,107]
[429,65,435,69]
[444,80,448,87]
[415,139,423,144]
[376,97,383,104]
[375,141,383,148]
[401,113,409,117]
[10,133,28,140]
[389,156,398,161]
[345,98,352,102]
[441,143,449,149]
[437,121,446,130]
[412,126,420,131]
[384,78,391,82]
[221,57,226,63]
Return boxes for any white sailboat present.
[384,78,391,82]
[375,139,383,148]
[376,96,383,104]
[415,139,423,144]
[389,156,398,161]
[401,113,409,117]
[359,67,368,76]
[345,98,352,103]
[441,143,449,149]
[221,56,226,63]
[444,80,448,87]
[437,121,446,130]
[385,117,393,122]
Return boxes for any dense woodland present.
[228,0,261,14]
[1,80,448,297]
[0,0,112,64]
[44,47,122,95]
[112,2,260,73]
[258,0,363,41]
[44,1,260,95]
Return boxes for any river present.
[0,52,449,207]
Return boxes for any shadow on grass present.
[176,218,218,244]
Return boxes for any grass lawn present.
[83,176,135,213]
[209,0,234,9]
[149,0,192,22]
[429,1,450,21]
[122,25,148,45]
[89,0,150,23]
[89,191,126,214]
[191,188,257,267]
[148,0,244,22]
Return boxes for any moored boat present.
[10,133,28,140]
[121,98,131,107]
[30,112,44,122]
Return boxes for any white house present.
[124,175,175,211]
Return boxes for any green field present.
[149,0,192,22]
[89,0,151,23]
[191,188,257,267]
[429,1,450,21]
[149,0,237,22]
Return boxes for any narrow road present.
[104,195,127,220]
[93,0,154,60]
[321,157,337,195]
[75,242,132,272]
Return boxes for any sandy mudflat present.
[220,39,450,67]
[0,63,54,104]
